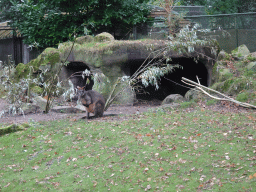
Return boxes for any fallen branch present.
[181,77,256,109]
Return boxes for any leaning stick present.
[181,77,256,109]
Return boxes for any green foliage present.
[138,64,182,89]
[236,92,249,102]
[1,0,151,48]
[246,55,256,62]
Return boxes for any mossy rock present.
[185,88,206,101]
[76,35,94,44]
[217,50,230,60]
[95,32,114,42]
[162,94,184,105]
[236,92,249,102]
[15,63,29,80]
[245,54,256,62]
[0,124,27,136]
[231,44,250,58]
[219,68,233,81]
[211,76,255,96]
[14,48,61,81]
[246,62,256,72]
[236,91,256,105]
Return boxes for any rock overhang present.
[15,32,220,101]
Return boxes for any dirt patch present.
[1,98,255,125]
[0,99,161,125]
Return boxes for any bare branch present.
[182,77,256,109]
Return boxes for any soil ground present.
[0,99,162,125]
[0,98,255,125]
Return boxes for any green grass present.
[0,107,256,191]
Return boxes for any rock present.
[51,105,86,113]
[217,50,228,60]
[231,44,250,58]
[95,32,115,42]
[249,52,256,58]
[161,94,184,105]
[20,103,40,114]
[219,68,233,81]
[76,35,94,44]
[247,62,256,72]
[185,88,205,101]
[32,96,48,111]
[161,103,180,109]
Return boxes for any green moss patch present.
[0,123,29,136]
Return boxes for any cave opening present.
[127,57,208,101]
[64,61,94,90]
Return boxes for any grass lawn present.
[0,106,256,191]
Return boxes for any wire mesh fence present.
[134,10,256,53]
[185,12,256,53]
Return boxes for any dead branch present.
[181,77,256,109]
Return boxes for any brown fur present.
[78,89,105,118]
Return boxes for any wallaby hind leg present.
[87,112,90,119]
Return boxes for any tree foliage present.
[0,0,151,48]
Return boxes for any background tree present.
[0,0,151,48]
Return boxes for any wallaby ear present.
[77,86,83,90]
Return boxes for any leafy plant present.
[1,0,151,48]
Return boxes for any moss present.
[0,124,25,136]
[31,86,43,95]
[219,68,233,81]
[180,101,196,108]
[95,32,114,42]
[222,78,235,92]
[15,63,29,79]
[236,92,249,102]
[76,35,94,44]
[247,55,256,62]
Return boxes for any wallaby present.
[77,87,105,119]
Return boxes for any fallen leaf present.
[144,167,149,172]
[253,173,256,177]
[145,185,151,190]
[249,175,254,179]
[32,165,39,170]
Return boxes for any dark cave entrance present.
[64,62,94,90]
[126,57,208,101]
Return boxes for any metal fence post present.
[235,14,238,49]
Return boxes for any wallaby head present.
[77,86,92,107]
